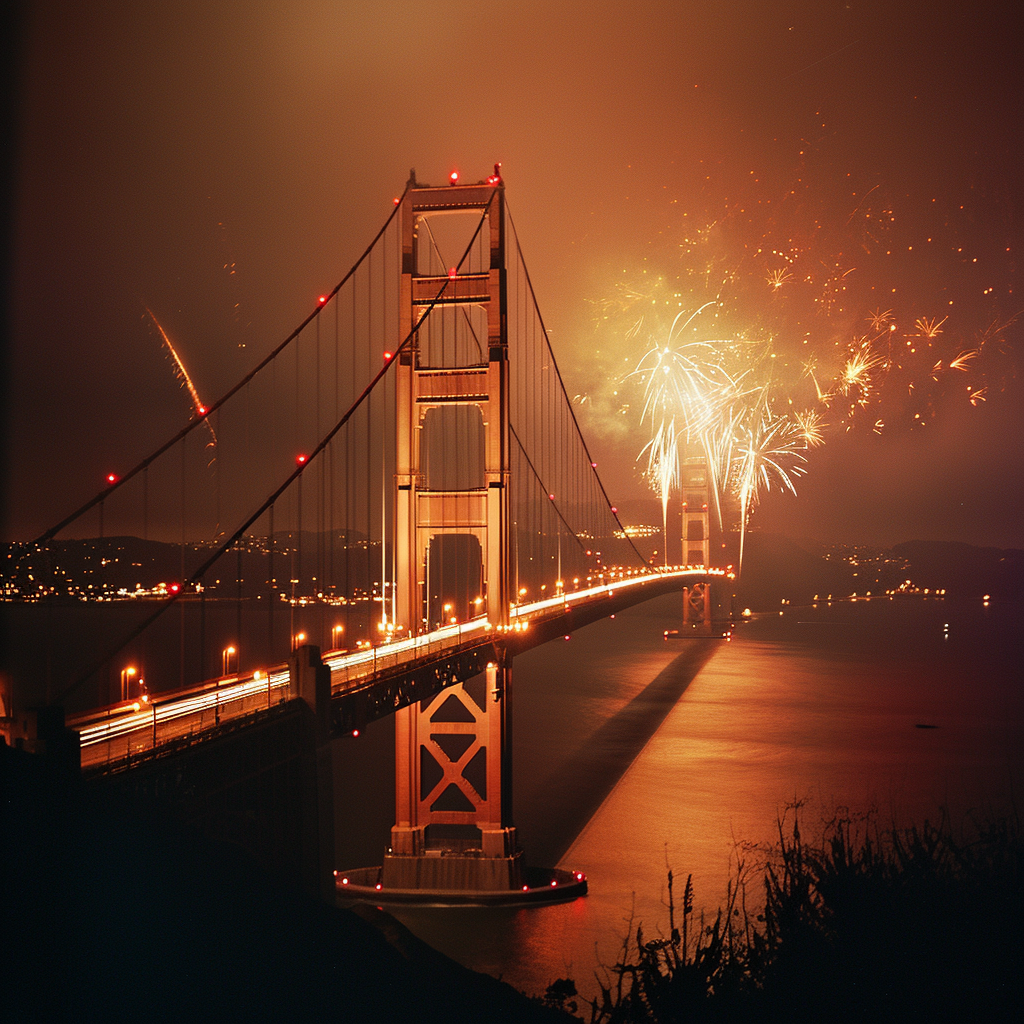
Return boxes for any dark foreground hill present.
[2,744,569,1024]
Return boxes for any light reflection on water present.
[382,594,1023,1001]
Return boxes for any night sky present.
[5,1,1021,548]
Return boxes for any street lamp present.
[222,645,237,676]
[331,624,344,650]
[120,666,136,703]
[292,631,307,651]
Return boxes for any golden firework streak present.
[145,308,217,448]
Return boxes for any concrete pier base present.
[338,864,587,907]
[381,848,522,891]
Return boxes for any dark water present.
[1,598,379,712]
[335,594,1023,1000]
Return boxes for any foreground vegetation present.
[543,807,1022,1023]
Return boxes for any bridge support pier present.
[287,644,336,901]
[383,648,522,892]
[683,582,712,633]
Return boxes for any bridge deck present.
[69,568,726,772]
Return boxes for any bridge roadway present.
[70,568,725,772]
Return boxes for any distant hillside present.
[731,534,1024,610]
[731,533,848,609]
[891,540,1024,601]
[5,532,1021,610]
[1,530,374,599]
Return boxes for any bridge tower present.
[681,452,712,631]
[385,171,520,890]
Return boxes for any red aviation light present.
[393,197,400,206]
[318,295,327,305]
[448,266,458,279]
[383,351,393,361]
[449,170,459,184]
[296,454,307,466]
[169,583,180,594]
[106,473,118,485]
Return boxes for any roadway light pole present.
[120,666,136,703]
[217,645,236,725]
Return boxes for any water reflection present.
[382,594,1022,1001]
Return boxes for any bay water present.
[334,593,1022,1000]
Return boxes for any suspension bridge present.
[7,168,727,899]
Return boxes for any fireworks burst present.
[638,419,680,565]
[948,349,979,372]
[912,316,948,339]
[733,411,807,570]
[867,308,894,332]
[838,342,884,401]
[579,132,1016,573]
[794,408,827,447]
[145,308,217,450]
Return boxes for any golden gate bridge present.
[8,168,727,900]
